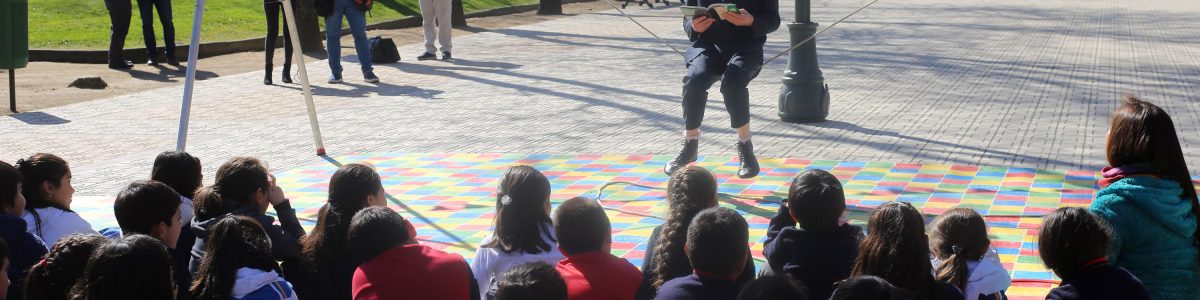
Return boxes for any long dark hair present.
[651,165,718,290]
[191,216,280,300]
[852,201,937,299]
[68,234,175,300]
[25,234,111,300]
[1038,207,1112,279]
[151,151,203,199]
[930,207,990,291]
[1106,95,1199,242]
[0,160,21,213]
[16,153,71,236]
[193,157,270,221]
[481,166,555,254]
[301,163,383,291]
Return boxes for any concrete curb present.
[29,0,594,64]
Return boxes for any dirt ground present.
[0,0,617,116]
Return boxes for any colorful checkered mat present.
[73,153,1200,299]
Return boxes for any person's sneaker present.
[147,57,162,65]
[736,140,760,179]
[328,74,343,84]
[663,139,699,175]
[364,71,380,83]
[166,56,181,66]
[441,51,452,60]
[417,52,437,61]
[108,60,134,70]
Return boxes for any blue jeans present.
[325,0,372,76]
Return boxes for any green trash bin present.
[0,0,30,69]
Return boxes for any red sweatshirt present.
[556,251,644,300]
[352,244,477,300]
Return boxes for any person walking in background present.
[137,0,178,66]
[263,0,295,85]
[316,0,379,83]
[104,0,134,69]
[416,0,453,60]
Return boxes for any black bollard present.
[777,0,829,123]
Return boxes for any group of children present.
[0,96,1195,300]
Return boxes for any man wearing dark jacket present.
[664,0,779,179]
[763,169,863,300]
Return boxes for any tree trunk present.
[452,0,467,26]
[295,0,325,52]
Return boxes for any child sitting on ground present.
[851,201,963,299]
[473,166,564,299]
[552,196,642,300]
[763,169,862,300]
[68,234,176,299]
[112,180,187,300]
[350,206,478,300]
[298,163,388,300]
[0,160,48,300]
[190,216,298,300]
[655,207,751,300]
[17,153,96,245]
[1040,207,1149,300]
[23,234,110,300]
[829,275,912,300]
[929,207,1010,299]
[150,151,203,300]
[495,262,568,300]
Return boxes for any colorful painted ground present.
[73,152,1200,299]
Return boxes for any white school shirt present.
[470,224,564,300]
[931,247,1012,300]
[22,207,98,245]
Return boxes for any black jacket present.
[638,224,755,299]
[682,0,780,46]
[1046,263,1150,300]
[655,274,743,300]
[1,214,49,300]
[189,201,306,276]
[762,204,863,300]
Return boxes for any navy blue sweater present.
[1046,262,1150,300]
[763,204,863,300]
[1,214,49,300]
[656,274,743,300]
[682,0,780,46]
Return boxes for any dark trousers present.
[265,1,294,71]
[104,0,132,64]
[681,44,762,130]
[137,0,176,59]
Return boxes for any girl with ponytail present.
[472,165,562,299]
[17,153,96,245]
[296,163,386,300]
[929,207,1010,299]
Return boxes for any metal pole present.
[176,0,206,151]
[280,0,326,156]
[7,68,14,113]
[776,0,829,123]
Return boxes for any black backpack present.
[369,36,401,64]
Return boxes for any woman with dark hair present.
[1089,95,1200,299]
[296,163,386,299]
[68,234,176,300]
[851,201,962,299]
[639,165,754,298]
[0,160,48,300]
[17,153,96,244]
[1040,207,1149,299]
[262,0,294,85]
[151,151,203,300]
[471,166,563,299]
[191,216,298,300]
[24,234,110,300]
[189,157,305,275]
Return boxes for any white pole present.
[280,0,327,156]
[176,0,207,151]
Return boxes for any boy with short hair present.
[656,207,750,300]
[553,197,643,300]
[496,262,568,300]
[112,180,187,299]
[349,206,479,300]
[763,169,862,300]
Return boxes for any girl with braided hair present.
[23,234,110,300]
[637,165,754,298]
[929,207,1010,300]
[296,163,386,300]
[472,166,563,299]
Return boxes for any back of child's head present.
[191,215,278,300]
[830,276,913,300]
[652,165,718,289]
[24,233,110,300]
[208,157,271,210]
[348,206,412,265]
[69,234,174,300]
[686,207,749,276]
[852,201,933,298]
[788,169,846,229]
[303,163,383,281]
[737,275,810,300]
[151,151,202,199]
[494,261,567,300]
[0,161,22,215]
[1039,207,1112,279]
[553,196,610,255]
[1106,95,1198,239]
[929,207,990,291]
[483,165,555,254]
[113,180,181,237]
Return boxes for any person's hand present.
[267,174,287,205]
[691,16,715,33]
[721,9,754,27]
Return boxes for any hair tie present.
[951,245,962,255]
[15,158,26,167]
[500,195,513,205]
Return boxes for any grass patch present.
[29,0,539,49]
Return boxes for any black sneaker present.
[441,51,452,60]
[166,56,181,66]
[108,60,134,70]
[736,140,760,179]
[664,139,699,175]
[417,52,437,61]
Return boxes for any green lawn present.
[29,0,538,49]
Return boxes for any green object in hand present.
[725,4,738,13]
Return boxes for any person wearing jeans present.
[324,0,378,83]
[416,0,452,60]
[263,0,294,85]
[104,0,134,69]
[136,0,178,65]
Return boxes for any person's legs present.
[343,4,374,78]
[136,0,158,60]
[325,1,346,79]
[264,1,280,83]
[722,49,763,178]
[155,0,176,60]
[105,0,133,67]
[665,48,722,175]
[434,0,452,54]
[280,4,293,80]
[418,0,437,54]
